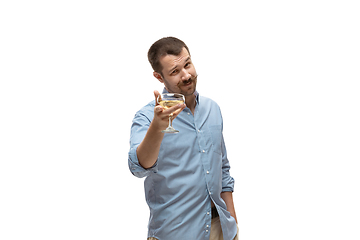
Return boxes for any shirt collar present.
[162,88,200,105]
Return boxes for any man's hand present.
[221,191,238,223]
[136,91,186,169]
[152,90,186,131]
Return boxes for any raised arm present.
[136,90,185,169]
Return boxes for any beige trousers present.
[209,216,239,240]
[147,217,239,240]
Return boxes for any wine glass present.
[157,93,185,133]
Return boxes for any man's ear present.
[153,72,164,83]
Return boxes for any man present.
[128,37,238,240]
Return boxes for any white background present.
[1,0,359,239]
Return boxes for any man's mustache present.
[177,75,198,87]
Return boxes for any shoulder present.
[199,95,221,110]
[199,95,224,126]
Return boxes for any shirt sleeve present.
[219,114,235,192]
[128,107,158,178]
[221,134,235,192]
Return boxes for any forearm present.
[136,120,164,169]
[136,90,185,169]
[221,191,237,223]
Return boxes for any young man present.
[128,37,238,240]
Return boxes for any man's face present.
[155,47,197,96]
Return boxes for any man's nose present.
[180,68,191,80]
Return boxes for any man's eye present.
[172,69,178,74]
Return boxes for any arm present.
[217,108,237,222]
[136,118,164,169]
[221,191,237,223]
[136,91,185,169]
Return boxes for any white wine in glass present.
[158,93,185,133]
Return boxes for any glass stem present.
[168,116,172,128]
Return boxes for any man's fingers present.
[173,103,186,115]
[162,103,186,120]
[154,105,163,113]
[162,103,185,116]
[153,90,186,120]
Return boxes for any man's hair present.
[148,37,190,75]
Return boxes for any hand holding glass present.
[157,93,185,133]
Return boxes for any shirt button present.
[187,112,190,115]
[207,225,209,228]
[206,229,209,233]
[206,171,209,174]
[207,212,210,215]
[202,150,206,153]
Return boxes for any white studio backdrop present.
[1,0,359,239]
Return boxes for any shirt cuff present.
[222,176,235,192]
[128,145,158,178]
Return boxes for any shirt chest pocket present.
[209,125,222,155]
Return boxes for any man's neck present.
[185,94,196,115]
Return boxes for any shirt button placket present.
[205,212,211,235]
[205,211,211,236]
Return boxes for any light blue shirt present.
[128,90,237,240]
